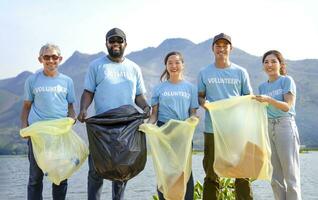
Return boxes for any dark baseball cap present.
[106,28,126,41]
[212,33,231,46]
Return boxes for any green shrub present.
[194,180,203,199]
[152,178,236,200]
[218,178,236,200]
[152,194,159,200]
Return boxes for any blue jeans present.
[156,121,194,200]
[88,155,127,200]
[27,140,68,200]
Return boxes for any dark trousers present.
[203,133,253,200]
[27,140,68,200]
[156,121,194,200]
[87,155,127,200]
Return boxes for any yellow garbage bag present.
[206,95,272,180]
[139,117,199,200]
[20,118,89,185]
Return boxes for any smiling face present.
[106,36,127,60]
[166,54,184,79]
[263,54,282,78]
[212,39,232,60]
[38,48,62,76]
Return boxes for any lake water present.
[0,152,317,200]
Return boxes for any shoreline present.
[1,148,317,157]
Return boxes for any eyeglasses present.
[42,55,60,61]
[108,37,124,44]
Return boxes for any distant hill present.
[0,38,317,154]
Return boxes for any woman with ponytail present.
[253,50,301,200]
[148,51,199,200]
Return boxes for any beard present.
[107,46,125,58]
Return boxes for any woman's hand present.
[252,95,272,103]
[189,115,199,122]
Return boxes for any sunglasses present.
[108,37,124,44]
[42,55,60,61]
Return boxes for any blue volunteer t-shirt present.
[151,80,199,123]
[24,71,76,125]
[197,63,252,133]
[258,75,296,119]
[84,56,146,115]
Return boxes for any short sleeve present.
[283,76,296,96]
[190,84,199,109]
[241,69,253,95]
[151,85,160,106]
[135,66,146,95]
[67,78,76,104]
[24,76,34,101]
[84,64,97,93]
[197,71,206,93]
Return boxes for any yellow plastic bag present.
[20,118,89,185]
[139,117,199,200]
[206,95,272,180]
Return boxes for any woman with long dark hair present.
[148,51,199,200]
[253,50,301,200]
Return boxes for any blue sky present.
[1,0,317,79]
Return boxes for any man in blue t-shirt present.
[197,33,253,200]
[21,43,76,200]
[77,28,150,200]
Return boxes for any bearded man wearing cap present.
[77,28,150,200]
[197,33,253,200]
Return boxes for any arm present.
[198,91,208,110]
[20,101,32,138]
[135,94,151,118]
[252,92,295,112]
[189,108,197,117]
[148,105,158,124]
[190,84,199,118]
[21,101,32,129]
[242,69,253,95]
[67,103,76,121]
[67,79,76,121]
[77,90,94,122]
[21,76,33,130]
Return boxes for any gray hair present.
[39,43,61,56]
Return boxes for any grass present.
[192,149,203,155]
[300,147,318,153]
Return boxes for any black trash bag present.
[85,105,147,181]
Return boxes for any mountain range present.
[0,38,317,154]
